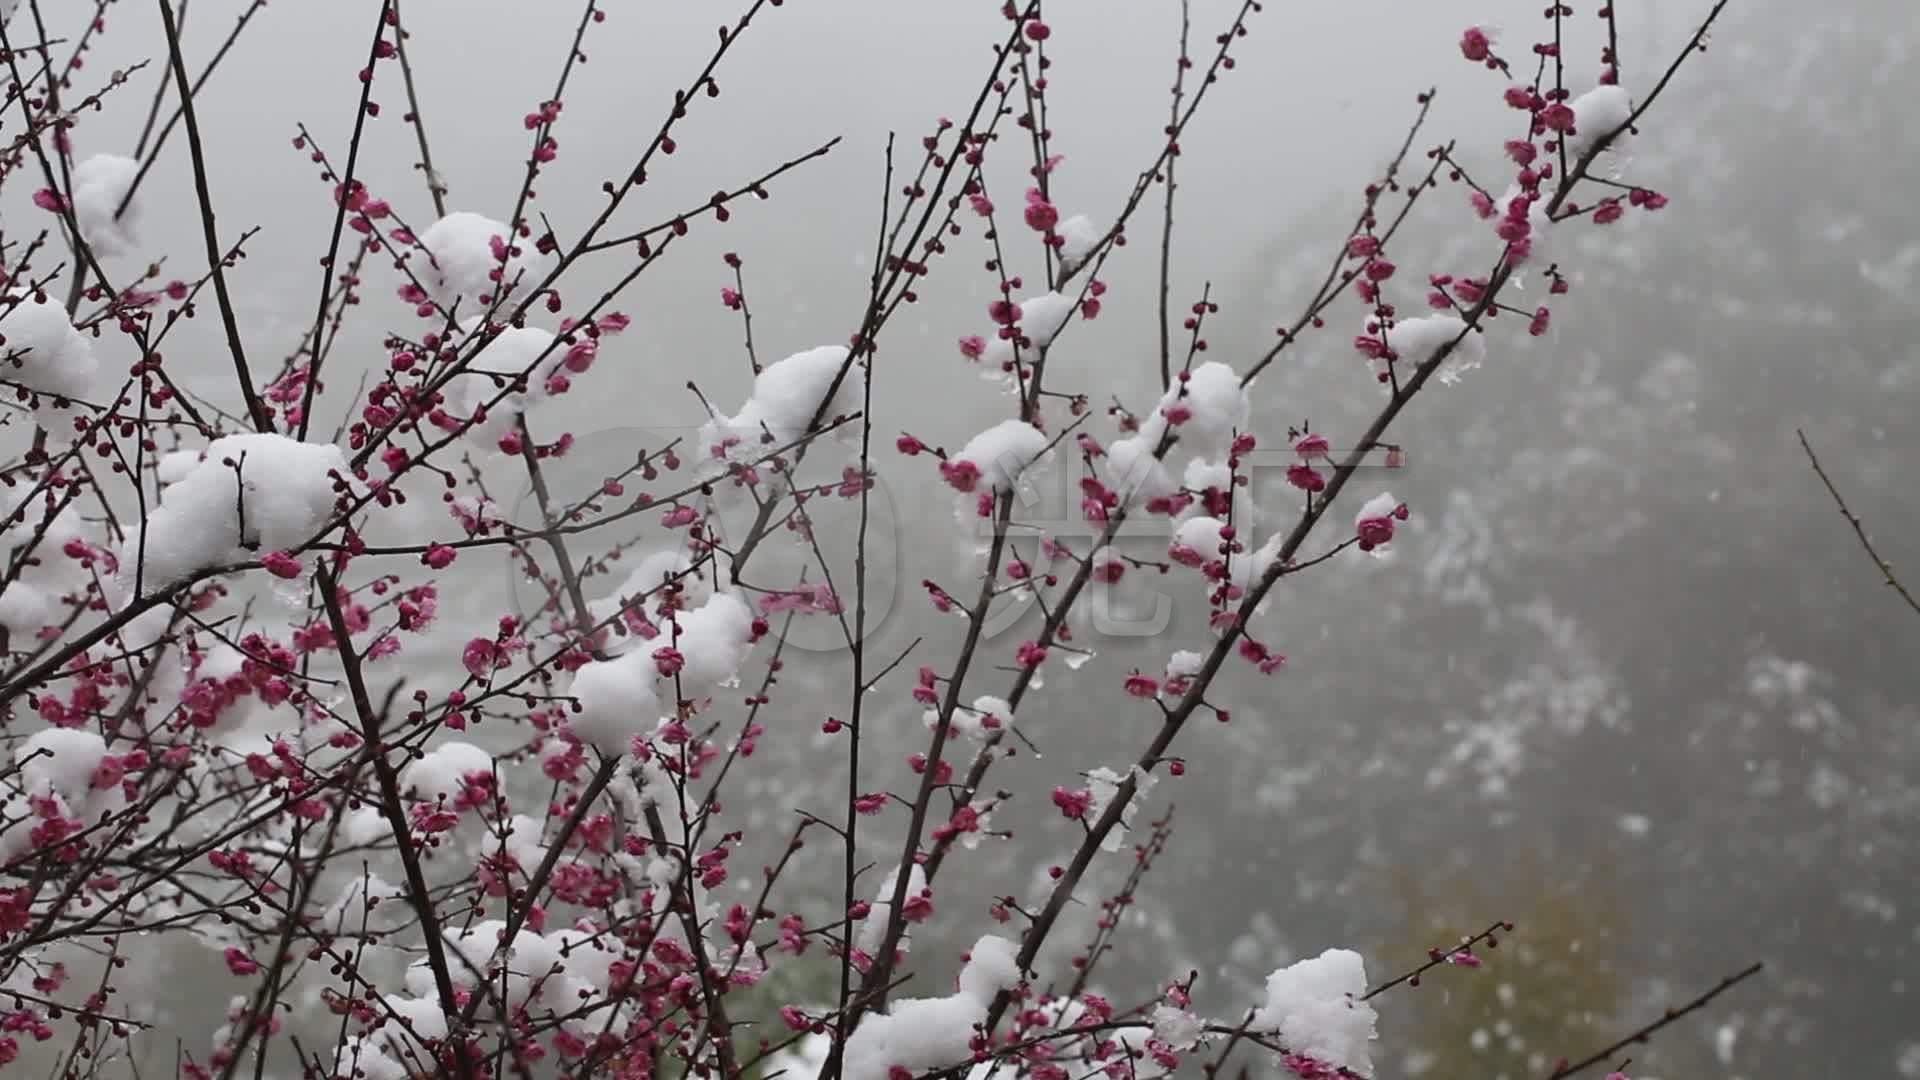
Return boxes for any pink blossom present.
[662,505,700,528]
[1052,786,1092,820]
[939,459,981,493]
[224,948,259,976]
[1459,26,1492,62]
[1023,190,1059,233]
[260,551,303,579]
[968,193,995,217]
[1345,234,1379,259]
[896,434,926,456]
[423,544,457,570]
[1123,672,1159,698]
[462,638,504,678]
[32,189,69,213]
[1593,199,1625,225]
[958,335,988,360]
[1528,306,1551,336]
[721,287,743,310]
[1287,464,1325,493]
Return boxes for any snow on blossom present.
[1013,291,1077,348]
[1371,315,1487,386]
[17,729,108,805]
[70,154,142,257]
[1354,491,1405,555]
[1249,948,1378,1075]
[844,935,1024,1080]
[587,548,704,655]
[700,344,859,462]
[400,741,493,804]
[947,419,1049,494]
[567,651,663,756]
[1566,84,1634,162]
[0,289,98,407]
[120,432,355,590]
[855,862,928,959]
[1104,418,1177,503]
[928,694,1015,742]
[569,591,755,754]
[415,211,552,311]
[435,322,560,450]
[1086,765,1156,853]
[1151,1003,1207,1049]
[1056,214,1101,270]
[1160,361,1250,459]
[0,487,95,638]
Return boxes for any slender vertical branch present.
[296,0,394,440]
[155,0,272,431]
[390,0,448,218]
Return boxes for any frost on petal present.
[950,419,1048,494]
[1250,948,1377,1075]
[71,154,142,257]
[120,433,355,591]
[1566,84,1634,162]
[415,211,553,311]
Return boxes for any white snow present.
[1056,214,1101,270]
[1355,492,1399,528]
[588,548,704,655]
[1567,84,1634,161]
[1375,315,1486,386]
[120,432,354,590]
[400,741,493,803]
[0,289,97,405]
[568,591,755,754]
[566,652,662,756]
[71,154,141,257]
[1250,948,1377,1075]
[0,486,92,638]
[1085,765,1154,853]
[1104,418,1176,503]
[951,419,1049,494]
[1013,292,1077,348]
[1159,361,1250,459]
[927,694,1014,742]
[156,449,204,485]
[844,935,1022,1080]
[415,211,553,312]
[18,728,107,803]
[700,345,858,461]
[855,863,927,959]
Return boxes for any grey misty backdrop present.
[19,0,1918,1075]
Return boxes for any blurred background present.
[8,0,1916,1076]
